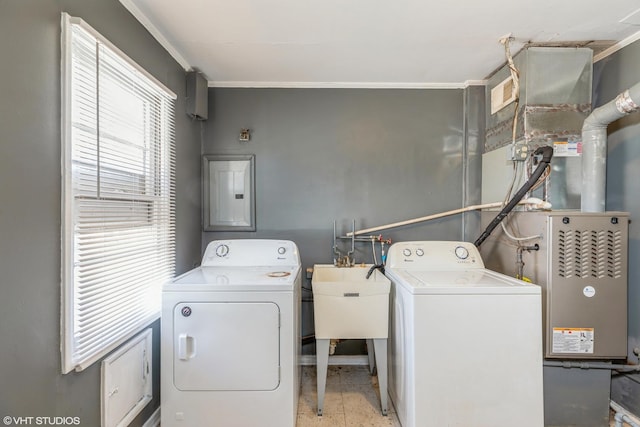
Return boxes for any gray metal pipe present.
[611,400,640,427]
[582,82,640,212]
[543,360,640,372]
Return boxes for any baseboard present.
[142,407,160,427]
[300,354,369,366]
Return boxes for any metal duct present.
[485,47,593,152]
[581,82,640,212]
[484,47,593,210]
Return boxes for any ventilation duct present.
[484,47,593,209]
[581,82,640,212]
[486,47,593,152]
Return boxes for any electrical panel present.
[203,156,255,231]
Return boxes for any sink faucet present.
[335,255,354,268]
[333,219,356,267]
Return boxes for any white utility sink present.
[312,263,391,416]
[312,264,390,339]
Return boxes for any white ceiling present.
[121,0,640,88]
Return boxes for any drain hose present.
[474,146,554,248]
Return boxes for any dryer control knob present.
[416,249,424,257]
[403,248,412,257]
[278,247,286,255]
[215,244,229,257]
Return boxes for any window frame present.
[60,13,177,373]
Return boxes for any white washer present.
[385,241,544,427]
[161,239,301,427]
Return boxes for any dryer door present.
[173,302,280,391]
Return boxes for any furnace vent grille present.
[557,229,623,279]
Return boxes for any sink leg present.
[367,339,376,374]
[316,339,330,416]
[373,338,388,416]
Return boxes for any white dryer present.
[385,241,543,427]
[161,239,301,427]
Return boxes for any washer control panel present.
[201,239,300,267]
[215,244,230,257]
[386,241,484,270]
[454,245,469,260]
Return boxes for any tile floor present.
[297,365,400,427]
[296,364,632,427]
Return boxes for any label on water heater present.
[552,327,594,354]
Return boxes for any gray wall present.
[202,87,481,351]
[4,0,636,419]
[0,1,201,425]
[595,40,640,413]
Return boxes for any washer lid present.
[390,268,540,295]
[164,266,300,292]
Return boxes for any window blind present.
[61,13,176,373]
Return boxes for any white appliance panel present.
[161,239,301,427]
[202,239,300,267]
[173,302,280,391]
[386,241,544,427]
[386,241,484,270]
[411,293,543,426]
[388,280,413,427]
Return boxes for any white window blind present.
[61,13,176,373]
